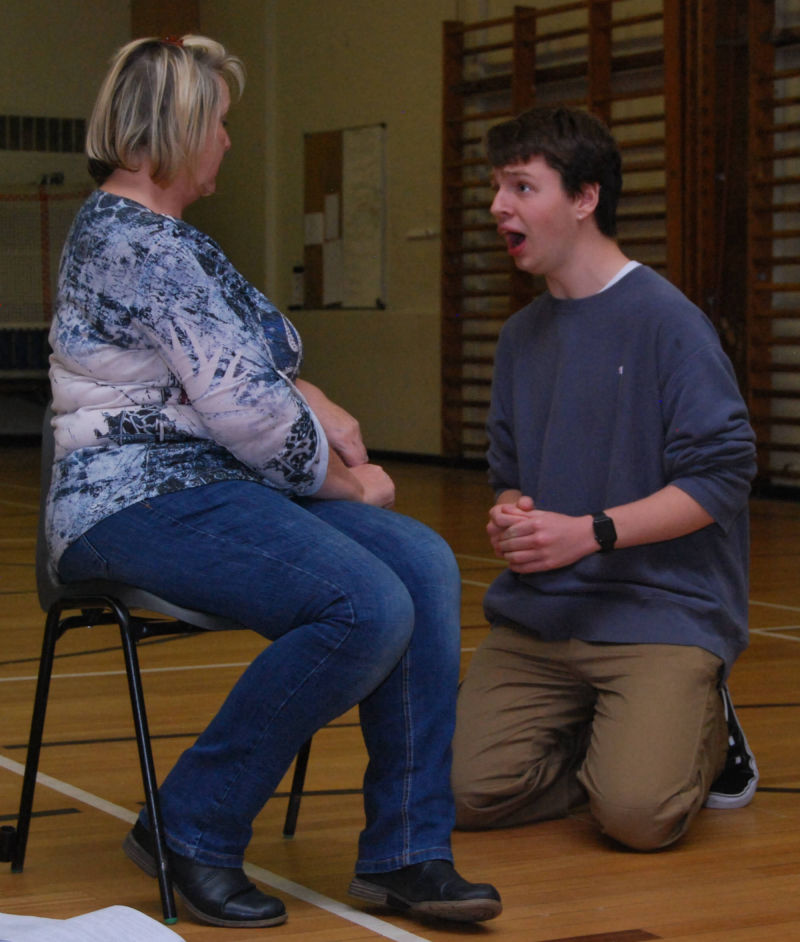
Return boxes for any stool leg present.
[12,606,61,873]
[118,618,178,924]
[283,738,312,839]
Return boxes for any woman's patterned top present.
[47,190,328,564]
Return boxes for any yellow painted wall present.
[0,0,128,188]
[266,0,457,453]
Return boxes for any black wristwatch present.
[592,512,617,553]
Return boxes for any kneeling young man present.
[452,106,758,851]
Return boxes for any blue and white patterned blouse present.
[46,190,328,565]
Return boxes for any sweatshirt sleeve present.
[661,336,756,532]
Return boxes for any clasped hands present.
[488,494,596,573]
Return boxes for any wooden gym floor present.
[0,441,798,941]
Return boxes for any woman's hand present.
[295,379,367,466]
[350,463,396,508]
[315,449,395,507]
[321,403,367,467]
[294,380,395,507]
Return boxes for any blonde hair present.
[86,35,245,185]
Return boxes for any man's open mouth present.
[502,230,525,251]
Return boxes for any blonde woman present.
[47,36,501,930]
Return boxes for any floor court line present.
[0,663,256,684]
[0,646,478,683]
[0,499,37,511]
[0,754,433,942]
[750,627,800,643]
[749,599,800,614]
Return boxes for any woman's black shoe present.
[123,821,287,928]
[349,859,502,922]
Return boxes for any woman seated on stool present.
[46,35,501,930]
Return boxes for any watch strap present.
[592,511,617,553]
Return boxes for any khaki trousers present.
[452,627,728,850]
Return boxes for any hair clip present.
[163,35,184,47]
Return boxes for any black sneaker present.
[705,684,759,809]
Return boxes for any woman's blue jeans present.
[58,480,461,873]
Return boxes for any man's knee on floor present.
[590,794,691,851]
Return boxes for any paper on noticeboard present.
[303,212,324,245]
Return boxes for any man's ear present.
[575,182,600,221]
